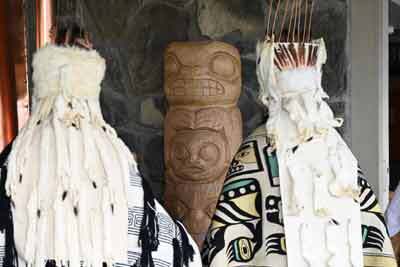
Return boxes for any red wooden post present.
[0,0,19,150]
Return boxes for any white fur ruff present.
[32,45,106,99]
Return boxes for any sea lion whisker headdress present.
[256,0,345,148]
[264,0,315,44]
[257,1,363,266]
[203,2,396,266]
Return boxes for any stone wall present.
[55,0,349,199]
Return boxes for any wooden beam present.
[37,0,55,48]
[8,0,28,100]
[0,0,19,149]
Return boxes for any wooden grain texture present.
[164,41,243,247]
[0,0,19,149]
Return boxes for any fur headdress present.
[3,45,198,267]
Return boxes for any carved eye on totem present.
[172,142,219,163]
[199,142,219,162]
[209,52,239,81]
[165,53,182,76]
[173,143,189,161]
[228,237,254,263]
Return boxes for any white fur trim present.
[32,45,106,99]
[276,67,320,97]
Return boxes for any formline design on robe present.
[202,16,398,267]
[202,125,398,267]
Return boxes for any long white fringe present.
[7,94,129,266]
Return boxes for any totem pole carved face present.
[170,128,228,182]
[164,41,242,247]
[165,108,232,183]
[164,41,241,106]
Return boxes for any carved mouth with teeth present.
[168,79,225,96]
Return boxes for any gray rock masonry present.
[54,0,349,199]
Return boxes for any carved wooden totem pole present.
[164,41,242,247]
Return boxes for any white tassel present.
[286,151,306,215]
[326,219,351,267]
[300,223,314,266]
[300,223,328,267]
[282,97,313,141]
[66,124,83,267]
[326,221,339,267]
[327,138,345,197]
[102,188,112,262]
[67,109,82,204]
[95,120,129,262]
[37,120,52,261]
[53,185,66,262]
[90,209,104,267]
[88,98,133,198]
[87,101,127,263]
[6,103,41,196]
[67,207,80,267]
[348,219,362,267]
[101,135,129,262]
[327,133,359,199]
[24,190,38,263]
[80,102,99,186]
[77,187,91,265]
[102,123,131,200]
[53,97,72,264]
[54,95,72,190]
[37,119,51,201]
[35,211,48,267]
[312,166,329,217]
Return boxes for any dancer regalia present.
[0,22,202,267]
[202,1,397,266]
